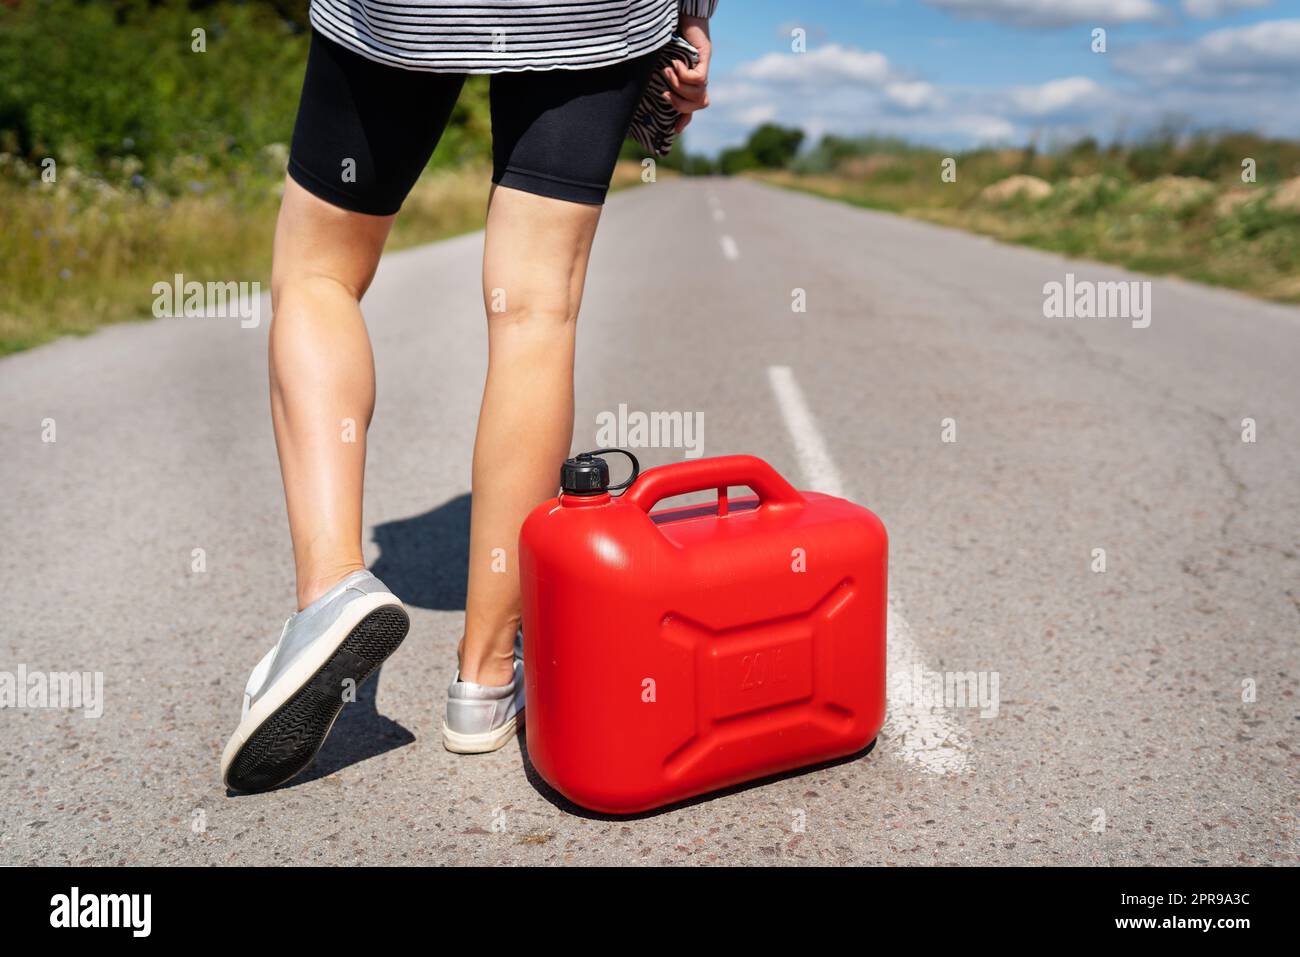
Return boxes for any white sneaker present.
[221,570,409,791]
[442,632,524,754]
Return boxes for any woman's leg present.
[269,178,395,610]
[452,53,655,690]
[270,28,464,610]
[457,186,601,685]
[223,180,412,793]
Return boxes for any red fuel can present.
[519,451,887,814]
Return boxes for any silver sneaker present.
[442,632,525,754]
[221,570,409,791]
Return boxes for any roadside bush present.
[0,0,308,177]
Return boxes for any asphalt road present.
[1,178,1296,865]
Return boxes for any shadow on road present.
[514,726,879,821]
[239,494,473,793]
[370,493,471,611]
[226,663,415,796]
[293,664,415,786]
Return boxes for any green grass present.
[0,156,492,355]
[0,153,664,355]
[0,0,502,355]
[755,140,1300,304]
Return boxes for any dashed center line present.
[766,364,972,776]
[711,207,725,223]
[720,235,739,261]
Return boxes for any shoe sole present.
[441,710,523,754]
[221,600,410,792]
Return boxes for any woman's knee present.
[483,284,579,328]
[480,186,599,329]
[271,267,362,316]
[272,177,393,309]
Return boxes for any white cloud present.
[924,0,1164,28]
[1182,0,1273,19]
[707,80,770,106]
[885,81,945,111]
[950,114,1018,141]
[699,42,1103,154]
[734,104,779,126]
[1006,76,1104,116]
[1196,16,1300,66]
[1115,18,1300,88]
[736,44,893,86]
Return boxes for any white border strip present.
[767,365,971,775]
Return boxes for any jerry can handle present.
[622,454,804,514]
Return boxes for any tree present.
[745,124,804,168]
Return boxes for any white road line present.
[882,605,972,775]
[711,207,726,223]
[720,235,739,261]
[766,366,846,498]
[766,365,972,775]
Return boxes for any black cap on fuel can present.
[560,449,640,496]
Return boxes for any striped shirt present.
[310,0,719,73]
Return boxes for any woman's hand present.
[665,16,712,132]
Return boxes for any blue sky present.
[691,0,1300,154]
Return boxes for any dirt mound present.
[1267,176,1300,212]
[979,174,1052,203]
[1133,175,1215,210]
[1215,189,1255,217]
[838,154,899,179]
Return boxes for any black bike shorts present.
[287,29,657,215]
